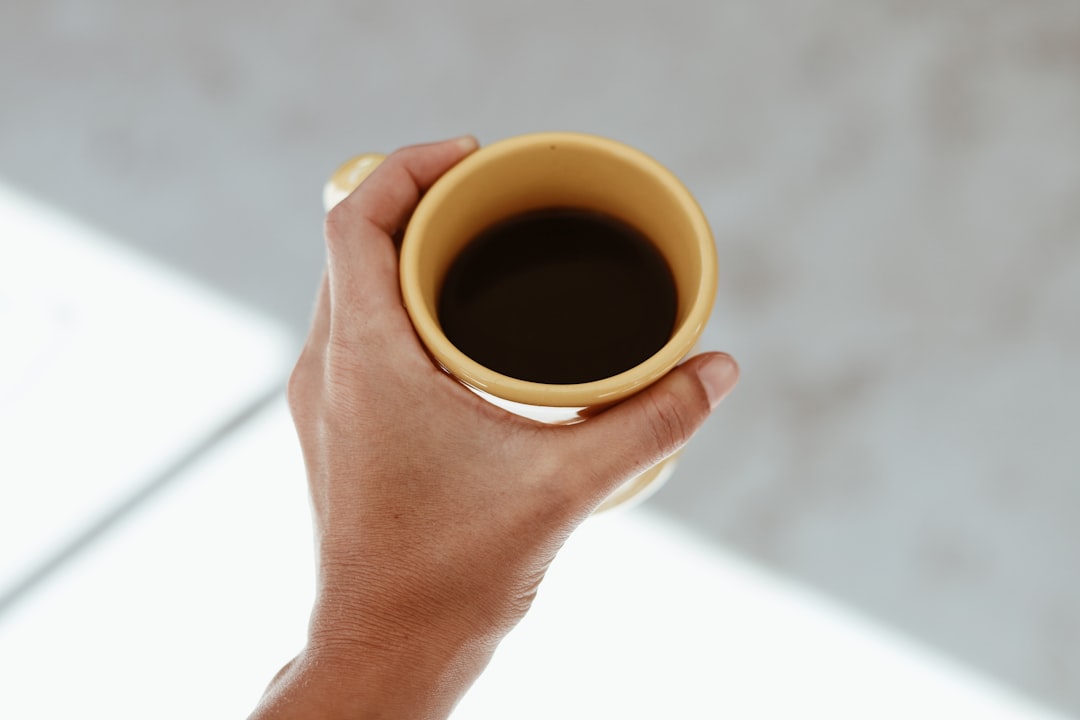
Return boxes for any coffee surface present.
[437,208,677,384]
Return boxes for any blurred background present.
[1,0,1078,716]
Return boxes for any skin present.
[248,137,739,719]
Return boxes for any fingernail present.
[454,135,479,153]
[697,353,739,409]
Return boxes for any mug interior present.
[400,132,716,410]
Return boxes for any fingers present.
[565,353,739,503]
[322,136,479,316]
[332,136,478,237]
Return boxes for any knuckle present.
[644,388,694,457]
[286,351,317,418]
[323,205,351,252]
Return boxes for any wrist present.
[283,596,496,720]
[250,639,486,720]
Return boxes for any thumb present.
[567,352,739,501]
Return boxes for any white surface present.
[0,401,313,720]
[0,398,1062,719]
[0,183,292,597]
[460,510,1064,720]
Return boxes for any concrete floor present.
[3,0,1079,713]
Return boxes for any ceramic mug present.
[324,132,717,510]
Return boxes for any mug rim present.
[400,131,718,408]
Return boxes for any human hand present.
[250,137,739,719]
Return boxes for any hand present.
[250,137,738,719]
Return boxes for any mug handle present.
[322,153,386,212]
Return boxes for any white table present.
[0,180,291,603]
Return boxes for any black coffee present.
[437,207,677,384]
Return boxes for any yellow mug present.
[325,132,717,510]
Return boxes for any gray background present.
[3,0,1078,714]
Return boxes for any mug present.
[324,132,717,510]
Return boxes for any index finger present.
[322,136,479,313]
